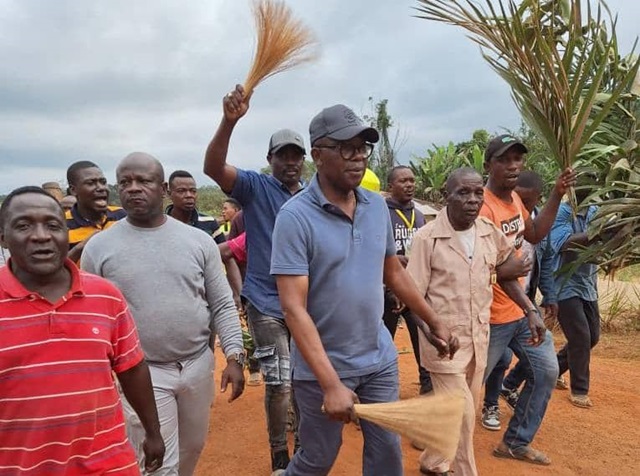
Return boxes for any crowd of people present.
[0,84,603,476]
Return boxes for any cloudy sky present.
[1,0,638,194]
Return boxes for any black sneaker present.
[499,387,520,411]
[271,450,290,471]
[481,405,501,431]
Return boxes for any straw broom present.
[354,393,465,461]
[243,0,318,97]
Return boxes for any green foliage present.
[195,185,229,216]
[416,0,640,211]
[410,139,485,205]
[363,97,404,188]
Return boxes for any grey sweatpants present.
[121,350,215,476]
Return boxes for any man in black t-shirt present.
[384,166,432,394]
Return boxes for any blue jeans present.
[483,349,528,408]
[285,360,402,476]
[246,302,299,454]
[484,317,558,449]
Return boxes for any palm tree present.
[415,0,640,271]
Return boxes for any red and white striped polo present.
[0,259,144,475]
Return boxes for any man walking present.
[203,84,305,474]
[271,104,457,476]
[82,153,245,476]
[0,186,164,475]
[166,169,242,307]
[65,161,126,262]
[480,135,575,465]
[407,168,538,476]
[383,165,432,395]
[545,175,600,408]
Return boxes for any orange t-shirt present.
[480,188,530,324]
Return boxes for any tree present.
[363,97,406,188]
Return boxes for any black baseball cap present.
[484,134,528,162]
[309,104,379,145]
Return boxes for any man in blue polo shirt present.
[271,104,457,476]
[203,84,305,474]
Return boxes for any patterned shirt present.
[0,259,143,475]
[65,205,127,249]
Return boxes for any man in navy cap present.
[271,104,457,476]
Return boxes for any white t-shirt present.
[455,224,476,261]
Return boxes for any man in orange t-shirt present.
[479,135,576,466]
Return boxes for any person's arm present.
[384,255,457,358]
[222,254,243,309]
[523,167,576,244]
[497,278,545,345]
[109,290,164,472]
[117,362,165,472]
[537,238,558,315]
[276,274,358,423]
[203,84,250,193]
[202,240,245,402]
[495,252,532,281]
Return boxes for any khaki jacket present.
[406,208,513,373]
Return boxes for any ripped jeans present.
[246,301,299,455]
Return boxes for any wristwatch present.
[227,351,246,367]
[525,308,541,316]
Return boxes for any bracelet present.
[525,308,540,315]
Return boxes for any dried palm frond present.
[354,393,465,461]
[414,0,640,211]
[243,0,318,96]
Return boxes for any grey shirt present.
[82,216,243,363]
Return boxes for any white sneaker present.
[481,405,501,431]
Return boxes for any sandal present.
[419,468,450,475]
[555,376,569,390]
[569,394,593,408]
[493,443,551,466]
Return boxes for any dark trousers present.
[557,297,600,395]
[382,307,432,391]
[483,349,528,408]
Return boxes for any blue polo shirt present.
[231,169,302,318]
[547,202,598,302]
[270,175,398,380]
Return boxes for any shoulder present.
[478,215,500,230]
[107,206,127,219]
[78,270,126,302]
[279,188,314,215]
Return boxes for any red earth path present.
[196,329,640,475]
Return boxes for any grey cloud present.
[1,0,638,193]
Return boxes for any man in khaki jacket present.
[407,168,538,476]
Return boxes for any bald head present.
[446,167,482,194]
[117,152,165,181]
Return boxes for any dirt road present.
[196,329,640,475]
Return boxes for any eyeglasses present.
[313,142,374,161]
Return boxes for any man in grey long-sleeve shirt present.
[82,152,245,476]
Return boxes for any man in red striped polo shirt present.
[0,186,164,475]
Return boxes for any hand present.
[223,84,250,123]
[233,293,243,312]
[526,309,547,346]
[391,294,406,315]
[221,360,245,402]
[553,167,577,196]
[322,382,359,423]
[427,322,457,359]
[143,432,165,473]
